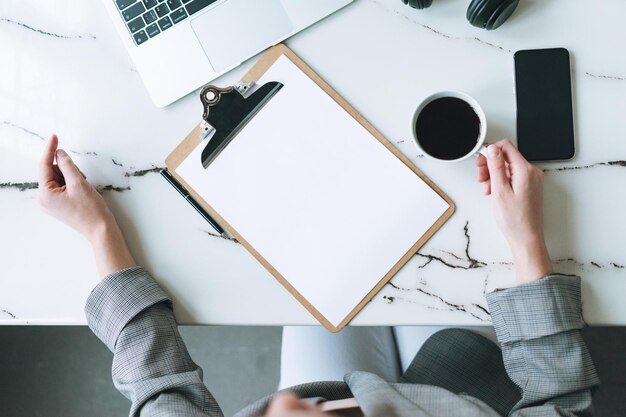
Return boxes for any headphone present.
[401,0,520,30]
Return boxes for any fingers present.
[476,155,490,183]
[266,393,315,416]
[38,135,59,188]
[485,144,511,194]
[52,165,65,186]
[498,139,529,168]
[55,149,84,188]
[476,154,487,168]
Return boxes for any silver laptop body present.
[101,0,353,107]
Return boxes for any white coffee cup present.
[411,91,488,162]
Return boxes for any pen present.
[160,169,226,236]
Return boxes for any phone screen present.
[514,48,575,161]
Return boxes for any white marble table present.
[2,0,625,326]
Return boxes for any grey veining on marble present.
[1,309,17,319]
[0,17,96,40]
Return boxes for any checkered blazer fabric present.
[486,275,599,415]
[86,268,598,417]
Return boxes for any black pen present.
[160,169,226,236]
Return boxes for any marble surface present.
[2,0,626,326]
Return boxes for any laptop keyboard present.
[116,0,218,46]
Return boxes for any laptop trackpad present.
[191,0,293,73]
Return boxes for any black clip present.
[199,81,283,169]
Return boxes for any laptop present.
[101,0,353,107]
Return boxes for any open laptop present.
[101,0,353,107]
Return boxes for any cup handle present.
[476,144,489,158]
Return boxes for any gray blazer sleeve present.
[85,266,223,417]
[486,274,599,416]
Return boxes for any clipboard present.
[164,44,455,332]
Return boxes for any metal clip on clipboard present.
[198,81,283,169]
[160,81,280,237]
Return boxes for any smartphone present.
[514,48,575,161]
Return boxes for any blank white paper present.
[177,55,450,328]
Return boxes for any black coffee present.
[415,97,480,160]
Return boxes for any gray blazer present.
[86,267,599,417]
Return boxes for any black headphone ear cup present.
[406,0,433,9]
[466,0,479,25]
[467,0,518,30]
[485,0,519,30]
[467,0,496,28]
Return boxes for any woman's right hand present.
[476,140,553,285]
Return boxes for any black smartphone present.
[514,48,575,161]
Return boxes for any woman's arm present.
[38,135,223,417]
[85,266,223,417]
[488,275,598,416]
[38,135,135,277]
[477,141,599,416]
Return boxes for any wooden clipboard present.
[165,44,455,332]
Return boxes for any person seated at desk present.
[38,135,598,417]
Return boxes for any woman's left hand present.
[38,135,115,243]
